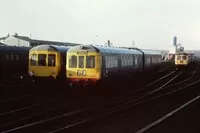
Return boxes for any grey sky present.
[1,0,200,50]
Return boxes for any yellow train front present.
[175,52,189,69]
[29,44,70,80]
[66,45,101,86]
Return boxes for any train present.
[0,44,163,87]
[28,45,70,80]
[66,45,162,86]
[28,44,162,86]
[0,45,30,80]
[175,52,196,69]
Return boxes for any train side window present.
[38,54,47,66]
[115,56,118,67]
[86,56,95,68]
[135,57,138,67]
[48,54,56,66]
[122,56,125,67]
[177,55,181,60]
[110,56,113,68]
[79,56,84,68]
[10,53,14,61]
[108,56,110,68]
[6,54,9,60]
[107,56,110,68]
[69,55,77,68]
[125,58,127,67]
[105,56,108,68]
[16,54,20,60]
[30,54,37,66]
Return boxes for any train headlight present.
[77,70,81,76]
[82,70,86,76]
[51,71,56,75]
[51,71,56,78]
[29,71,33,76]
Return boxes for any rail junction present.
[0,59,199,133]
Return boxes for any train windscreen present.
[177,55,181,60]
[69,55,77,68]
[30,54,37,66]
[48,54,56,66]
[86,56,95,68]
[38,54,46,66]
[78,56,84,68]
[182,55,187,60]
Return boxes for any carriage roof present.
[30,44,70,52]
[68,45,143,55]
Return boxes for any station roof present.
[14,35,81,46]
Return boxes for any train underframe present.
[176,64,187,70]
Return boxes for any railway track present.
[0,62,198,133]
[0,62,195,133]
[135,95,200,133]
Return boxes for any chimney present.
[173,36,177,46]
[108,40,111,47]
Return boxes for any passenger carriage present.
[0,45,30,79]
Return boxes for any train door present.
[100,55,106,78]
[134,55,138,72]
[102,55,109,77]
[60,52,66,78]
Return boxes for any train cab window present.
[177,56,181,60]
[48,54,56,66]
[30,54,37,66]
[86,56,95,68]
[38,54,46,66]
[79,56,84,68]
[69,55,77,68]
[182,56,187,60]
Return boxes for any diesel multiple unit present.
[175,52,195,69]
[66,45,162,85]
[29,45,70,79]
[0,44,163,86]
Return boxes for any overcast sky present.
[1,0,200,50]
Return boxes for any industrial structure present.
[168,36,184,60]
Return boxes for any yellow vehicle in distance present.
[175,52,195,69]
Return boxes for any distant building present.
[0,34,9,43]
[2,35,30,47]
[1,34,81,47]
